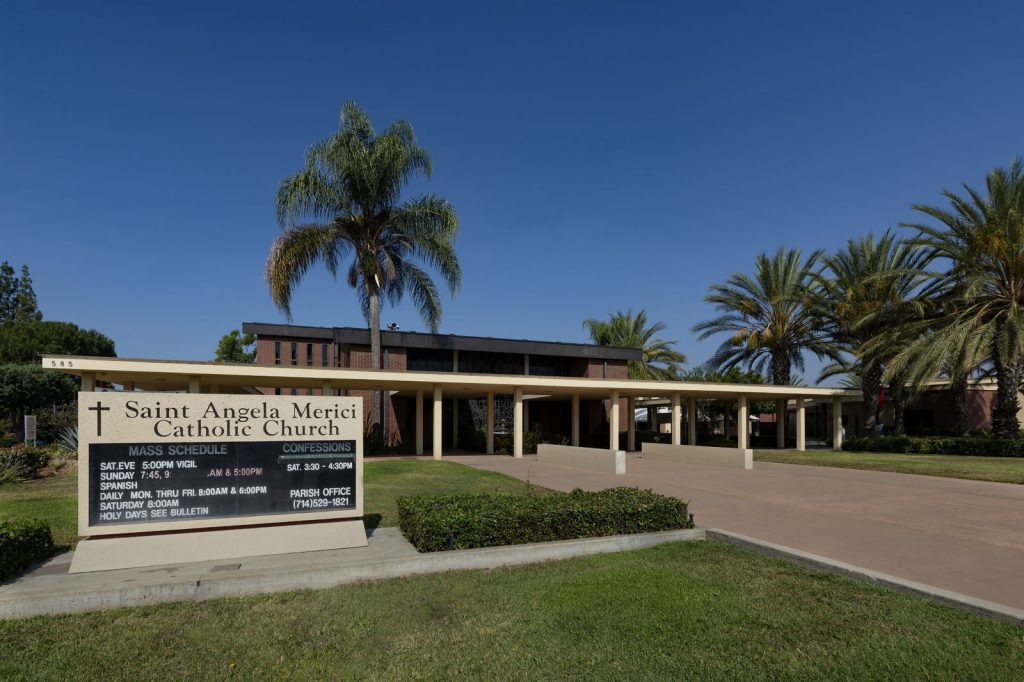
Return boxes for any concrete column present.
[671,393,681,446]
[81,372,96,392]
[796,398,806,452]
[609,390,620,451]
[513,388,523,458]
[432,385,443,460]
[523,400,529,433]
[321,381,331,397]
[688,397,697,445]
[737,395,749,450]
[776,399,786,449]
[571,393,580,447]
[452,398,459,449]
[188,376,201,394]
[415,390,424,455]
[832,397,843,451]
[486,391,495,454]
[627,396,636,451]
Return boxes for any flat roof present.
[241,323,643,362]
[42,355,860,401]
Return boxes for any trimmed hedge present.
[397,487,692,552]
[843,435,1024,457]
[0,519,55,581]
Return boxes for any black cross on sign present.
[88,401,110,437]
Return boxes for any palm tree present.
[898,159,1024,438]
[582,310,687,380]
[815,230,929,434]
[267,101,461,429]
[693,247,837,385]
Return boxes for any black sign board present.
[88,440,356,526]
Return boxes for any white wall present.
[641,442,752,470]
[537,444,626,475]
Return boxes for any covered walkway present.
[455,453,1024,611]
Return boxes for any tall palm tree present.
[582,309,687,380]
[267,101,461,428]
[693,247,837,385]
[898,159,1024,438]
[815,230,929,434]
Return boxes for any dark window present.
[291,343,297,366]
[274,388,281,396]
[322,344,329,367]
[306,343,313,367]
[274,342,281,365]
[291,388,297,396]
[527,354,571,377]
[458,350,525,375]
[407,348,454,372]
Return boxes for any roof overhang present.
[42,355,860,401]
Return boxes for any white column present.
[415,390,424,455]
[81,372,96,392]
[513,388,523,458]
[832,397,843,451]
[796,398,806,452]
[671,393,682,446]
[432,385,443,460]
[776,399,786,449]
[523,399,529,433]
[321,381,331,397]
[452,397,459,449]
[609,390,620,451]
[627,396,636,451]
[188,376,201,394]
[737,395,749,450]
[688,397,697,445]
[571,393,580,446]
[486,391,495,454]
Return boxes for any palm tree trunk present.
[770,350,790,386]
[368,289,382,435]
[891,391,906,436]
[951,375,968,437]
[992,331,1021,439]
[862,362,882,434]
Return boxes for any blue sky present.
[2,1,1021,382]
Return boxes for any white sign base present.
[68,518,368,573]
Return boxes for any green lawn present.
[755,449,1024,484]
[2,540,1021,680]
[0,460,546,548]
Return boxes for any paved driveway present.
[452,454,1024,610]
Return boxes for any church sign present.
[73,392,365,572]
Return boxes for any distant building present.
[242,322,641,448]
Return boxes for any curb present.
[705,529,1024,628]
[0,528,705,619]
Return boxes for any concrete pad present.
[455,453,1024,611]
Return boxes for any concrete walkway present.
[454,454,1024,610]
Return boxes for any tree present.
[0,320,116,364]
[583,309,687,380]
[267,101,461,429]
[693,247,837,385]
[12,265,41,322]
[0,364,77,438]
[214,329,256,363]
[680,365,774,438]
[815,230,929,434]
[897,159,1024,438]
[0,262,16,321]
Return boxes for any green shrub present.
[0,445,51,483]
[843,435,1024,457]
[397,487,692,552]
[0,519,55,580]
